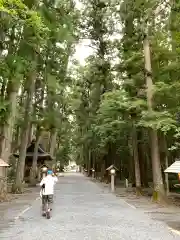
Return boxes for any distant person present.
[40,170,58,216]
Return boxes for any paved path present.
[0,173,179,239]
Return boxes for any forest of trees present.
[1,0,180,202]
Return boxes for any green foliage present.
[68,0,180,176]
[2,0,180,192]
[138,111,177,133]
[56,143,70,167]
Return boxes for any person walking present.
[40,170,58,217]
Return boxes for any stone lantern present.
[106,164,118,192]
[0,159,9,195]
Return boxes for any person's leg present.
[48,195,53,211]
[42,195,46,215]
[46,195,53,219]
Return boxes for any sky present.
[73,0,93,65]
[73,0,122,65]
[74,39,94,65]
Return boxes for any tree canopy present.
[0,0,180,202]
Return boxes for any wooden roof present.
[0,159,9,167]
[27,142,46,154]
[13,141,53,161]
[164,161,180,173]
[106,164,119,171]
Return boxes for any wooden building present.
[14,140,53,182]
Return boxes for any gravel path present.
[0,173,179,239]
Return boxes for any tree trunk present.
[0,78,6,99]
[0,82,19,163]
[100,161,105,182]
[160,134,169,195]
[49,128,57,157]
[29,128,41,185]
[87,149,91,176]
[150,130,165,201]
[12,124,20,151]
[28,123,34,144]
[12,72,36,193]
[138,129,149,187]
[132,125,141,195]
[41,131,50,152]
[128,136,135,185]
[49,128,57,170]
[143,34,165,202]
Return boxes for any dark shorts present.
[42,194,53,205]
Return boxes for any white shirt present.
[40,175,58,195]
